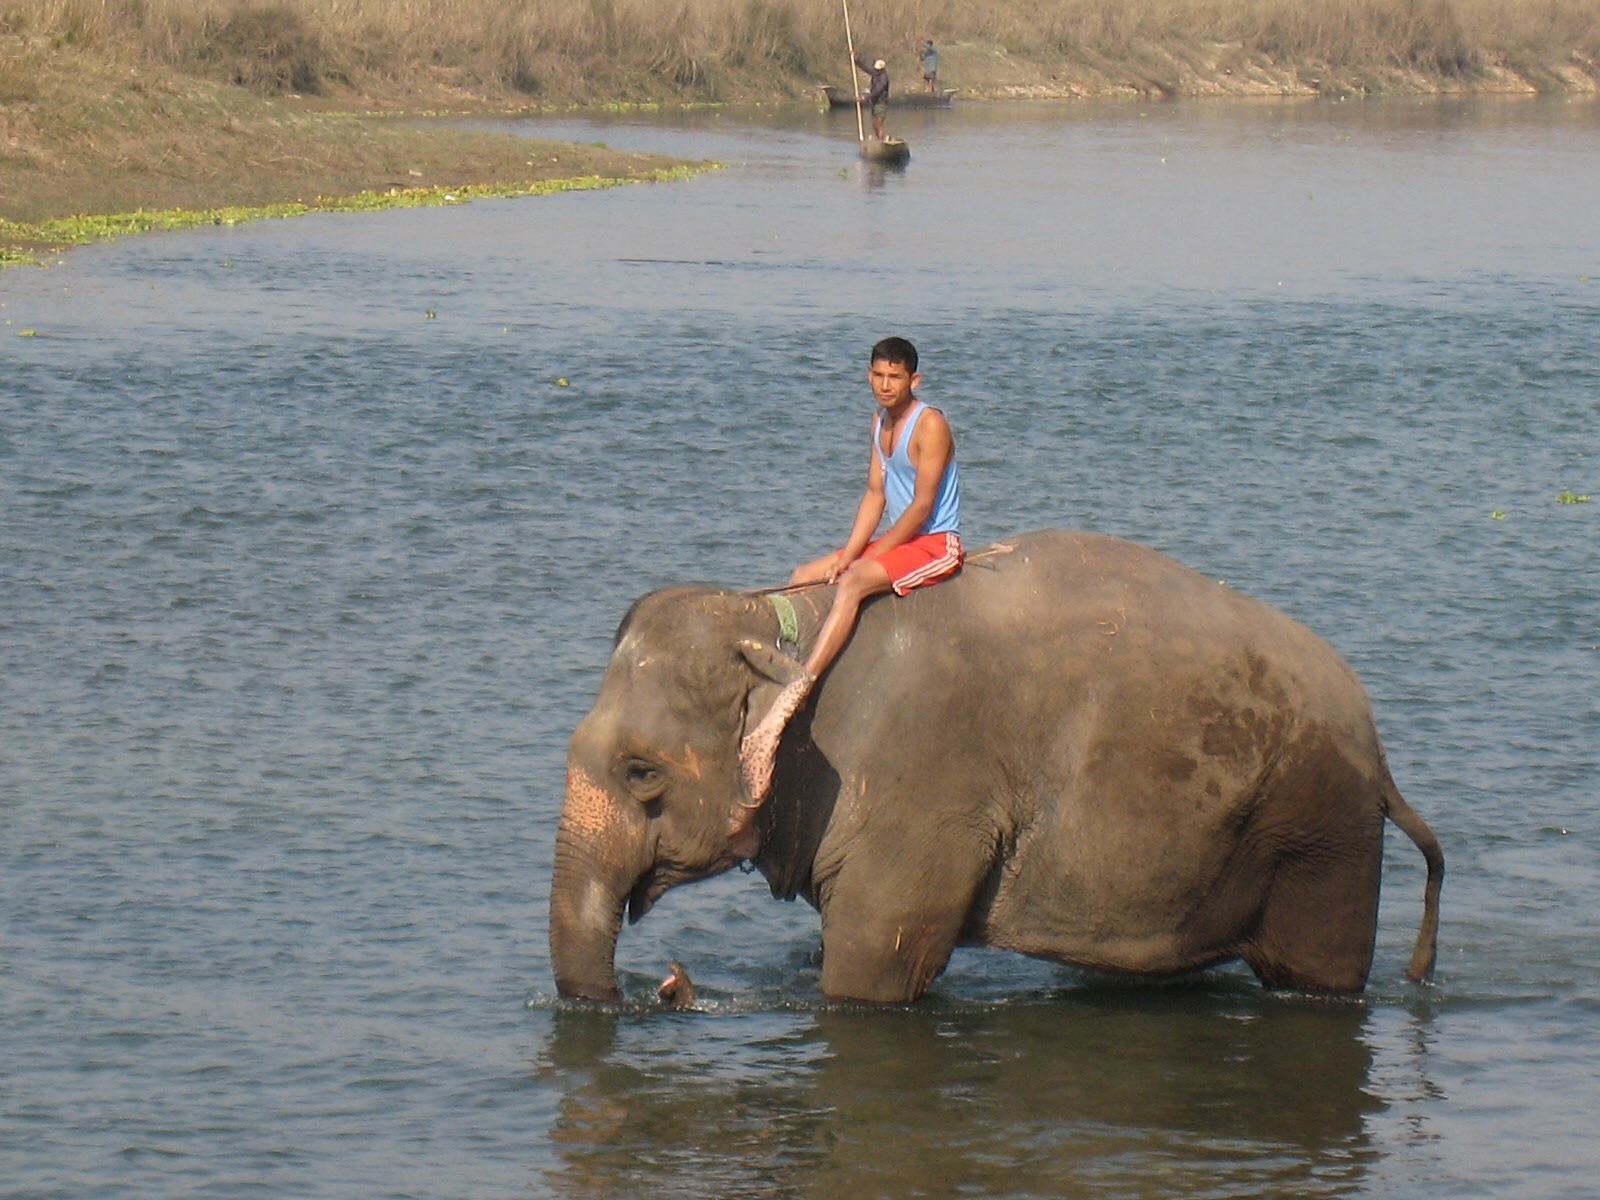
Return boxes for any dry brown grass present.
[0,49,691,227]
[4,0,1598,103]
[0,6,702,233]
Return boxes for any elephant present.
[551,529,1443,1004]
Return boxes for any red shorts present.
[857,531,964,596]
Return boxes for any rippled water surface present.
[3,97,1598,1198]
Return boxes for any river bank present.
[0,47,710,264]
[4,0,1597,262]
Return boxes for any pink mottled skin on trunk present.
[560,766,623,841]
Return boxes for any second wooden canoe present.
[818,84,956,109]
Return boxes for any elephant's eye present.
[621,758,667,803]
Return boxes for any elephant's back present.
[846,527,1372,748]
[959,529,1262,626]
[947,529,1339,665]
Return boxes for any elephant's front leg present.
[817,843,990,1003]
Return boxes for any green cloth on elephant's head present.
[768,593,800,645]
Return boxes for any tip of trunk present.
[555,977,624,1003]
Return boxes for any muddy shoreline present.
[0,62,713,265]
[3,31,1595,265]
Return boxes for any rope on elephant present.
[745,541,1015,597]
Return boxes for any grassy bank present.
[1,4,720,263]
[7,0,1598,104]
[4,0,1598,260]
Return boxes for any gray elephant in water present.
[551,530,1443,1004]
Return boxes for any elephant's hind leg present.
[1240,822,1384,994]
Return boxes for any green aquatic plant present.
[0,166,713,267]
[1556,490,1591,504]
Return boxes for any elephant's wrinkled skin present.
[551,530,1443,1003]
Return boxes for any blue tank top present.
[872,401,961,535]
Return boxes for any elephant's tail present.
[1382,773,1444,982]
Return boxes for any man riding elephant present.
[737,337,961,834]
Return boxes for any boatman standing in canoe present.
[854,53,891,140]
[739,337,961,807]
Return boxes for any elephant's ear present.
[739,638,808,690]
[730,639,815,855]
[738,639,810,750]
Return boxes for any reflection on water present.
[538,988,1391,1199]
[858,160,904,190]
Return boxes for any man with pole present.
[854,54,890,141]
[840,0,887,144]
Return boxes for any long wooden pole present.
[841,0,865,143]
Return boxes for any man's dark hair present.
[870,336,918,374]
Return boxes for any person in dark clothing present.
[854,53,890,140]
[921,39,939,91]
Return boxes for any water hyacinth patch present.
[0,167,711,266]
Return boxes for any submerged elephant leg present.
[821,905,966,1003]
[1241,817,1384,993]
[818,841,991,1003]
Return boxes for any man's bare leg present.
[803,559,892,679]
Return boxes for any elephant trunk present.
[549,843,625,1001]
[549,765,644,1002]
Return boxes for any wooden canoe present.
[818,84,956,109]
[859,137,911,164]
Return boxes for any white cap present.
[874,59,886,70]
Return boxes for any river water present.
[3,96,1597,1198]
